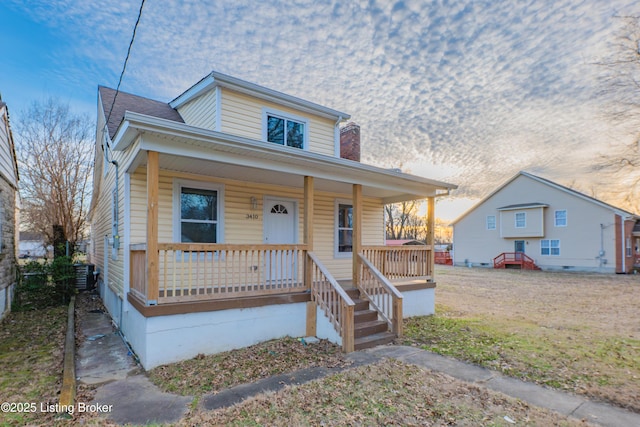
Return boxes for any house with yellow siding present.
[88,71,456,369]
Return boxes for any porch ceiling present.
[118,112,457,202]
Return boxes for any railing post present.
[342,301,354,352]
[146,151,159,305]
[427,196,435,278]
[352,184,362,287]
[304,176,314,291]
[393,296,403,338]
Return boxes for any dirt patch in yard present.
[435,266,640,339]
[401,266,640,413]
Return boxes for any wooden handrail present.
[307,252,355,352]
[158,243,309,251]
[358,253,403,337]
[362,245,431,279]
[307,252,355,304]
[358,254,403,299]
[363,245,433,251]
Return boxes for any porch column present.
[146,150,159,304]
[304,176,316,336]
[427,196,435,279]
[352,184,363,286]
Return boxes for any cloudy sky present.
[2,0,639,219]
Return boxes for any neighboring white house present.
[18,232,48,259]
[0,98,20,320]
[88,71,456,369]
[452,171,639,273]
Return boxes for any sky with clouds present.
[2,0,639,219]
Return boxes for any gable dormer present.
[169,72,350,157]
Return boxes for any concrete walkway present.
[76,307,192,425]
[366,346,640,427]
[76,305,640,426]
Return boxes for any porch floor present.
[338,277,433,289]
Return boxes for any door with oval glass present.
[264,199,297,284]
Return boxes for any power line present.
[105,0,146,140]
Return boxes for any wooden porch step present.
[354,331,396,350]
[354,319,388,338]
[354,309,378,324]
[352,298,370,312]
[344,287,359,299]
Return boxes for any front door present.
[264,199,297,283]
[514,240,525,260]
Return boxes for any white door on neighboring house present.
[264,199,297,284]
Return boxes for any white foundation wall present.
[0,284,12,320]
[401,288,435,317]
[314,305,342,345]
[98,279,123,327]
[137,302,307,369]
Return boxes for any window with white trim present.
[626,237,632,257]
[486,215,496,230]
[541,239,560,256]
[515,212,526,228]
[173,180,224,244]
[554,210,567,227]
[335,202,353,256]
[263,109,307,149]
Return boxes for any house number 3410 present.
[245,214,259,220]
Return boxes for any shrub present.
[12,257,77,311]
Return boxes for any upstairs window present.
[554,210,567,227]
[486,215,496,230]
[263,109,307,149]
[515,212,526,228]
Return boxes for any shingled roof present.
[99,86,184,139]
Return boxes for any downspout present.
[621,215,626,273]
[599,223,604,270]
[111,160,122,327]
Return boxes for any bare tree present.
[434,218,453,245]
[385,201,426,241]
[14,98,93,246]
[595,15,640,211]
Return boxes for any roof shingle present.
[99,86,184,139]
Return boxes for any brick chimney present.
[340,122,361,162]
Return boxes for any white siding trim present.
[215,87,222,131]
[172,179,225,243]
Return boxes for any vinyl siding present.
[129,169,384,280]
[453,174,620,271]
[176,89,217,131]
[90,134,141,297]
[500,207,544,238]
[219,88,336,156]
[0,107,17,188]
